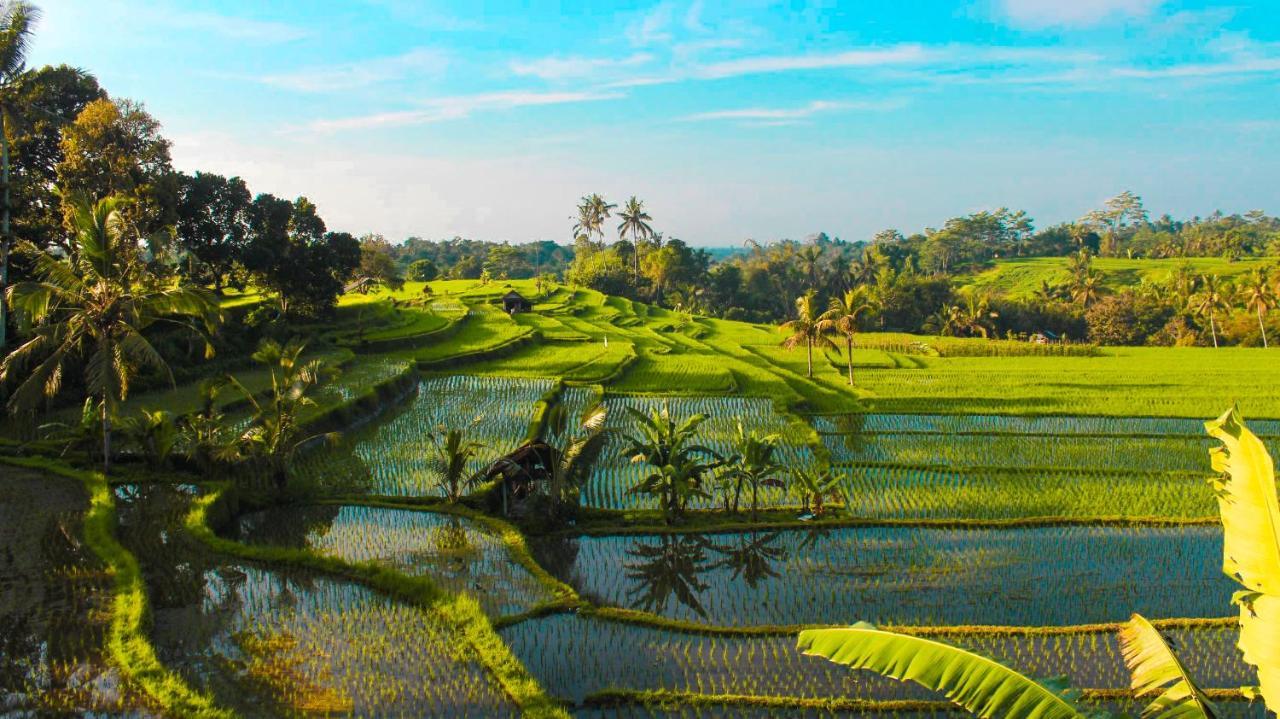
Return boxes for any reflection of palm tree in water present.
[624,535,715,618]
[427,518,482,572]
[709,531,788,589]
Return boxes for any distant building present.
[503,290,532,314]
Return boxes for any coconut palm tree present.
[779,290,834,378]
[1192,274,1229,348]
[1070,272,1102,308]
[538,401,609,511]
[796,407,1279,719]
[0,1,38,352]
[1240,268,1275,348]
[1,193,218,473]
[228,338,335,491]
[427,425,486,503]
[617,196,653,288]
[819,287,874,386]
[797,244,823,288]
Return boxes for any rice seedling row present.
[294,375,552,497]
[530,525,1230,626]
[808,412,1280,437]
[839,463,1214,519]
[234,504,556,618]
[500,613,1245,705]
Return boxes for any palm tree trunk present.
[1259,307,1269,348]
[751,481,758,521]
[1,112,10,352]
[805,338,813,378]
[1210,313,1219,348]
[100,399,111,475]
[846,336,854,386]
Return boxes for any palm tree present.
[622,404,719,524]
[1240,268,1275,348]
[228,338,335,491]
[818,287,874,386]
[721,422,783,520]
[797,244,823,288]
[1070,272,1102,308]
[0,1,37,352]
[617,196,653,288]
[779,290,834,378]
[427,425,485,503]
[537,401,609,511]
[795,408,1279,719]
[1192,274,1229,348]
[2,194,218,473]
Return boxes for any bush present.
[1085,292,1171,345]
[407,258,438,282]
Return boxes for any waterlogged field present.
[152,565,517,717]
[533,525,1229,626]
[294,375,550,496]
[0,468,153,715]
[584,395,816,511]
[501,614,1248,704]
[235,504,554,617]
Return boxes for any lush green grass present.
[957,256,1275,299]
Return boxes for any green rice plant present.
[234,505,557,618]
[808,413,1280,438]
[293,375,553,496]
[529,525,1231,627]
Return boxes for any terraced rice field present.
[584,395,816,511]
[235,505,554,617]
[0,468,154,716]
[295,375,550,496]
[501,614,1248,704]
[531,525,1229,626]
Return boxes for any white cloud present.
[695,44,933,79]
[158,9,309,43]
[307,90,625,132]
[996,0,1166,29]
[627,2,677,45]
[262,48,448,93]
[510,52,654,80]
[681,99,906,122]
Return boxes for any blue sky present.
[28,0,1280,246]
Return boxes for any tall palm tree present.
[1192,274,1229,348]
[588,193,615,248]
[1070,272,1102,308]
[2,193,219,472]
[617,196,653,288]
[1240,268,1275,348]
[228,338,335,491]
[797,244,823,288]
[818,287,874,386]
[0,1,39,352]
[779,290,834,378]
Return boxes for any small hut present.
[502,290,532,314]
[482,441,558,517]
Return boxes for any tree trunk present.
[845,336,854,386]
[1,112,10,353]
[805,338,813,378]
[1210,313,1219,348]
[1259,307,1269,349]
[100,400,111,476]
[750,481,758,521]
[813,491,823,517]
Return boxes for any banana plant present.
[796,407,1280,719]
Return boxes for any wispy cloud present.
[695,44,932,79]
[511,52,654,81]
[262,48,447,93]
[626,2,677,45]
[681,99,907,123]
[308,90,625,132]
[159,9,309,43]
[995,0,1166,29]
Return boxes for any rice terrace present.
[3,1,1280,718]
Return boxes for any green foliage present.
[622,404,721,523]
[1118,614,1218,718]
[428,425,485,503]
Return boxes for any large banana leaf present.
[1118,613,1218,719]
[796,623,1087,719]
[1205,407,1280,711]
